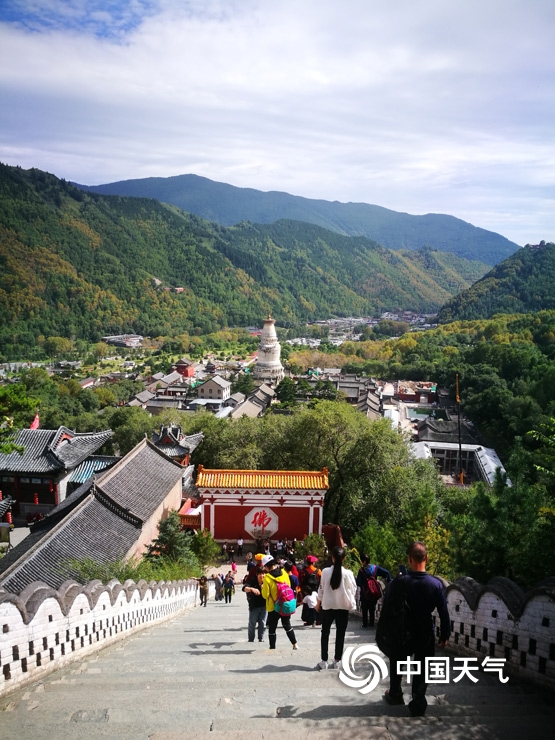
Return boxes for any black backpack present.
[375,575,414,658]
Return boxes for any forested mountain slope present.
[0,163,488,358]
[438,242,555,323]
[77,173,519,265]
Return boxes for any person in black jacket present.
[383,541,450,717]
[242,566,267,642]
[356,555,391,627]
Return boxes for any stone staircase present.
[1,592,554,739]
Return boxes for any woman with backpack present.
[315,546,357,670]
[261,554,299,650]
[356,555,392,628]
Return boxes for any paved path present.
[1,569,554,739]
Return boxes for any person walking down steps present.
[261,554,299,650]
[315,546,356,670]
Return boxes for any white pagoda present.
[253,314,284,384]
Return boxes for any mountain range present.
[0,163,489,358]
[77,174,519,266]
[438,241,555,323]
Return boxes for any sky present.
[1,0,554,246]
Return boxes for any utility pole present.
[456,373,464,484]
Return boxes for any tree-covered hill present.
[438,242,555,323]
[76,173,520,265]
[0,163,487,358]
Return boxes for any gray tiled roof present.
[97,440,184,522]
[0,427,112,474]
[135,390,155,404]
[160,370,183,385]
[0,480,95,585]
[0,494,140,593]
[0,441,185,594]
[152,430,204,459]
[231,400,263,418]
[201,375,231,389]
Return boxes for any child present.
[302,584,319,627]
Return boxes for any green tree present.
[144,510,197,564]
[231,372,256,396]
[190,528,221,567]
[275,377,296,404]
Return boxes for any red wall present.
[206,503,318,541]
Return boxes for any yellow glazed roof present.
[195,466,329,490]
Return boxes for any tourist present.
[223,571,236,604]
[242,565,267,642]
[196,575,209,607]
[356,555,392,628]
[237,537,244,557]
[246,552,256,572]
[382,541,450,717]
[315,546,356,670]
[261,554,298,650]
[299,555,321,622]
[301,583,318,627]
[214,572,224,601]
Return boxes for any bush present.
[190,528,221,566]
[62,554,201,584]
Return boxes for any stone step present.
[3,711,555,740]
[2,597,553,740]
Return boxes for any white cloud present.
[1,0,554,245]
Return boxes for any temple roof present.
[195,466,329,491]
[97,439,184,522]
[0,440,186,593]
[0,427,112,474]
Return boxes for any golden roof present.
[195,466,329,490]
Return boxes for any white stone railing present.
[0,577,213,698]
[444,576,555,690]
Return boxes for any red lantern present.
[6,512,12,524]
[34,492,39,505]
[0,490,2,500]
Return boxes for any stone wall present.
[0,577,213,698]
[444,576,555,690]
[370,575,555,690]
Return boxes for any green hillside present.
[438,242,555,323]
[78,173,520,265]
[0,163,488,358]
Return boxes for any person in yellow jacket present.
[261,554,299,650]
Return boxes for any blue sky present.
[1,0,554,246]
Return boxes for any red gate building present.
[195,466,328,542]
